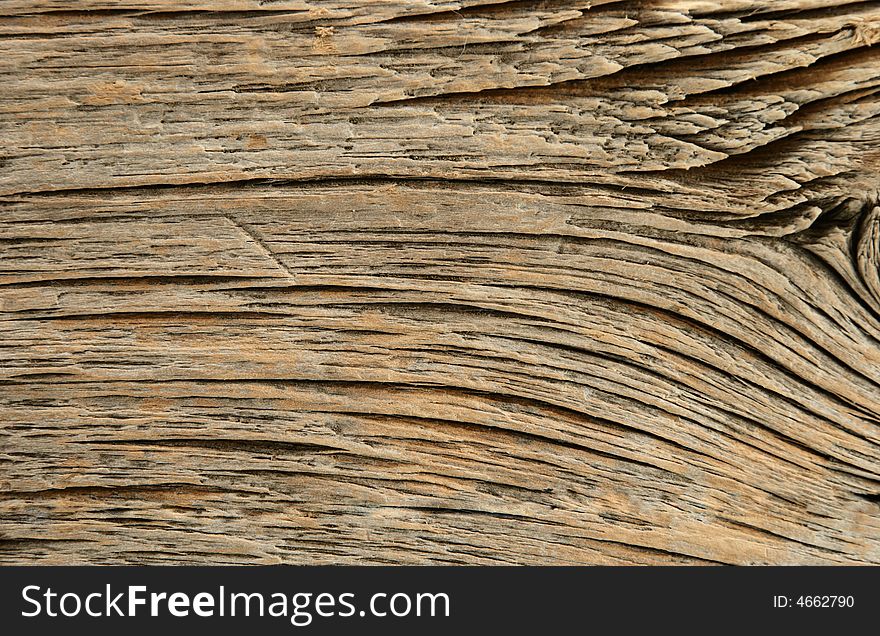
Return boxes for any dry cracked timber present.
[1,0,879,564]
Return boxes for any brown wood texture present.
[2,0,880,565]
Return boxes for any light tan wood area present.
[1,1,879,564]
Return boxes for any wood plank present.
[1,0,879,564]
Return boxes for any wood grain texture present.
[1,0,879,565]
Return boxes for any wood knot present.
[856,205,880,311]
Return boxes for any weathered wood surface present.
[1,0,879,565]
